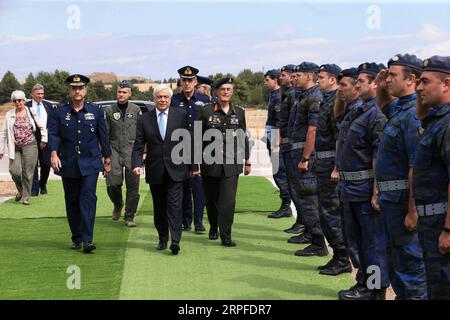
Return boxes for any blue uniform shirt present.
[291,84,322,143]
[413,103,450,205]
[170,92,210,128]
[48,102,111,178]
[337,96,387,201]
[266,88,281,127]
[376,94,420,203]
[287,89,303,144]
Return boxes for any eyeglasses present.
[12,99,23,103]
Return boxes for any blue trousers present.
[282,150,302,219]
[418,214,450,300]
[343,200,390,288]
[381,200,427,300]
[62,173,99,243]
[267,139,291,203]
[182,175,205,226]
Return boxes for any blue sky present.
[1,1,450,81]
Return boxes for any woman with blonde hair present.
[0,90,47,204]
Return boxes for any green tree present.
[22,73,36,97]
[0,71,22,103]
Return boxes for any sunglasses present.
[13,99,23,103]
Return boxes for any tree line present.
[0,69,269,108]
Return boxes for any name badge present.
[126,113,134,119]
[85,113,95,120]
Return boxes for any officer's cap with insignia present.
[358,62,382,76]
[295,62,320,73]
[337,67,359,82]
[422,55,450,75]
[281,64,296,73]
[264,69,281,78]
[196,75,213,87]
[319,64,342,77]
[177,65,199,79]
[387,54,423,72]
[118,80,132,89]
[214,77,234,89]
[65,74,90,87]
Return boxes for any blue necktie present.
[158,112,166,139]
[36,102,41,117]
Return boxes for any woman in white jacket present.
[0,90,47,204]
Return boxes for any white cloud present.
[254,37,330,50]
[417,23,450,41]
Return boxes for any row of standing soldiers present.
[264,55,450,300]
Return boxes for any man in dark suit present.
[26,84,56,196]
[132,84,198,255]
[48,74,112,253]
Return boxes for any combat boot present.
[294,235,329,257]
[268,201,293,218]
[284,222,305,234]
[338,283,372,300]
[319,250,352,275]
[287,232,312,244]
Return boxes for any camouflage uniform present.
[337,96,390,289]
[376,93,427,300]
[413,102,450,300]
[313,89,347,254]
[289,84,323,238]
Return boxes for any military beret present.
[337,68,359,82]
[65,74,90,86]
[387,54,423,72]
[319,64,342,77]
[264,69,281,78]
[196,75,213,86]
[281,64,296,73]
[358,62,382,76]
[295,62,320,73]
[118,80,131,89]
[378,63,387,70]
[177,65,199,79]
[214,77,234,89]
[422,55,450,75]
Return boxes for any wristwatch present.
[300,157,309,163]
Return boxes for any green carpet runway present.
[0,176,353,299]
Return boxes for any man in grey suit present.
[105,81,142,227]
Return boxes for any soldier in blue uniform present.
[48,74,112,253]
[337,63,389,299]
[288,62,327,257]
[279,65,305,233]
[195,75,213,101]
[171,66,211,233]
[314,64,352,275]
[413,56,450,300]
[264,69,292,219]
[375,54,427,300]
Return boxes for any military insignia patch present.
[195,101,205,106]
[73,75,81,83]
[65,113,71,121]
[423,59,429,67]
[230,116,239,125]
[91,127,95,132]
[126,113,133,119]
[185,67,192,75]
[392,55,399,61]
[113,112,121,120]
[85,113,95,120]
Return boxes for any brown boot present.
[112,206,122,220]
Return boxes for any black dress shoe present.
[83,242,96,253]
[170,243,180,255]
[319,258,352,276]
[209,229,218,240]
[71,241,82,250]
[31,191,39,197]
[287,233,312,244]
[221,240,236,247]
[156,241,167,250]
[284,223,305,234]
[195,224,206,233]
[40,188,48,195]
[15,192,22,202]
[338,283,371,300]
[182,224,192,231]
